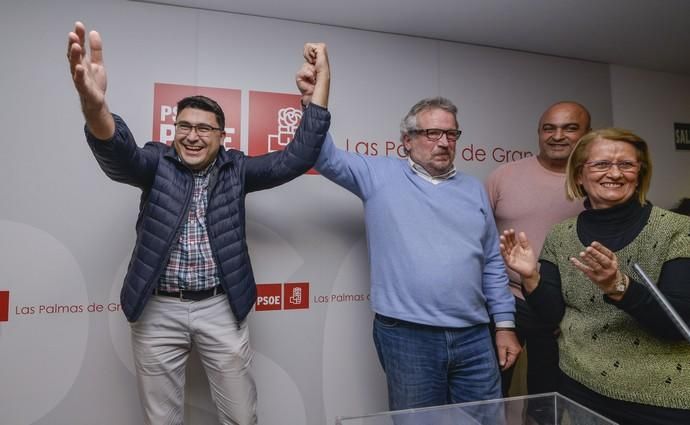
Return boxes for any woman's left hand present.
[570,241,623,296]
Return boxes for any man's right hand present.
[67,21,114,140]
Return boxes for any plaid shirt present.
[158,161,221,292]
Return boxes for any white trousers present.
[130,293,257,425]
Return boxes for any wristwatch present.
[609,271,629,295]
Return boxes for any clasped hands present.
[296,43,330,108]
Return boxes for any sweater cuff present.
[493,313,515,323]
[603,278,646,309]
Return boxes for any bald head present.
[539,101,591,130]
[537,101,591,172]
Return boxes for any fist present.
[303,42,329,74]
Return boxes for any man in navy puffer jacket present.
[67,21,330,425]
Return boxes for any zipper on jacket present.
[144,162,195,305]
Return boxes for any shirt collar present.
[175,155,216,177]
[407,157,456,184]
[193,159,217,177]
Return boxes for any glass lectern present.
[336,393,617,425]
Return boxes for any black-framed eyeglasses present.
[584,160,639,172]
[411,128,462,142]
[175,121,223,137]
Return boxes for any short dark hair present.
[177,95,225,129]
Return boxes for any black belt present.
[153,285,225,301]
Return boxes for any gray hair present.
[400,96,458,142]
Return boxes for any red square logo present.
[284,282,309,310]
[152,83,242,151]
[248,91,317,175]
[0,291,9,322]
[248,91,301,156]
[255,284,282,311]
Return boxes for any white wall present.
[0,1,686,425]
[610,65,690,208]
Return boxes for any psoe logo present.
[284,282,309,310]
[1,290,9,322]
[248,91,301,157]
[248,91,319,175]
[255,282,310,311]
[256,283,282,311]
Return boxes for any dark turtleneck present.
[576,196,652,251]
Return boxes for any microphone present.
[633,263,690,343]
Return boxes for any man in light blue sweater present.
[298,71,519,411]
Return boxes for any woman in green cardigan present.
[500,128,690,425]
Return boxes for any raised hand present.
[67,21,113,139]
[296,62,315,103]
[298,43,330,108]
[499,229,540,292]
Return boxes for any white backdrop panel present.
[1,1,686,425]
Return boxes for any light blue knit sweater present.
[315,134,514,327]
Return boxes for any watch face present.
[615,283,626,293]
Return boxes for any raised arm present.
[67,21,114,140]
[244,43,331,192]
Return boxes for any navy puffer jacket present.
[86,104,330,322]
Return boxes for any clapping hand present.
[569,242,623,297]
[499,229,540,293]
